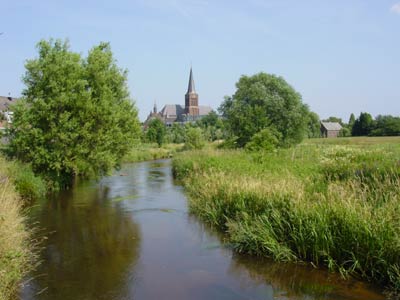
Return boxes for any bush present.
[8,162,46,201]
[184,128,205,150]
[245,127,281,152]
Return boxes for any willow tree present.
[7,39,140,188]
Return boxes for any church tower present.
[185,67,199,116]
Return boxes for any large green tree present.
[219,72,309,147]
[7,39,140,187]
[352,112,374,136]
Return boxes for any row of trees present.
[324,113,400,137]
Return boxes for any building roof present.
[186,67,196,94]
[0,96,19,111]
[160,104,185,117]
[321,121,342,131]
[198,105,212,115]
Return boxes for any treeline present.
[144,111,226,149]
[324,113,400,137]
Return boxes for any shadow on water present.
[20,159,386,300]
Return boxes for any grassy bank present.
[173,137,400,293]
[0,157,41,300]
[122,143,183,163]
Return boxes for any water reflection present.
[21,183,141,300]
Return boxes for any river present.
[20,159,385,300]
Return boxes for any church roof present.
[160,104,185,117]
[186,67,196,94]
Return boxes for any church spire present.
[187,67,196,94]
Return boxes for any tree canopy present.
[352,112,374,136]
[7,39,140,188]
[146,118,166,147]
[219,72,309,147]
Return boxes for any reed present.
[173,138,400,292]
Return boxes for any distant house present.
[0,96,19,130]
[320,121,342,138]
[145,68,213,126]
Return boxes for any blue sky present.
[1,0,399,121]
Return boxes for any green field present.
[172,137,400,292]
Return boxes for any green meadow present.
[172,137,400,292]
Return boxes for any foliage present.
[6,39,140,188]
[338,127,351,137]
[322,116,343,126]
[173,137,400,293]
[122,143,182,163]
[245,127,281,152]
[348,113,356,129]
[165,123,186,144]
[195,111,226,141]
[7,162,46,201]
[184,127,205,150]
[352,112,374,136]
[146,118,166,147]
[306,111,321,138]
[219,72,309,147]
[371,115,400,136]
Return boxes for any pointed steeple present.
[187,67,196,94]
[153,100,157,114]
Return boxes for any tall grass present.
[0,157,37,300]
[173,138,400,293]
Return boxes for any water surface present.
[21,160,385,300]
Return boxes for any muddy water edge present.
[20,159,386,300]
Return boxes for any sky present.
[1,0,399,122]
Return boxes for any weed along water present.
[20,160,385,300]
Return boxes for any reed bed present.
[173,138,400,293]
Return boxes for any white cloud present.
[390,2,400,14]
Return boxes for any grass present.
[122,143,183,163]
[0,157,37,300]
[172,136,400,293]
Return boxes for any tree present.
[348,113,356,127]
[219,72,309,147]
[370,115,400,136]
[7,39,140,188]
[323,116,344,126]
[146,118,166,147]
[306,110,321,138]
[352,112,374,136]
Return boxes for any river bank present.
[0,157,42,300]
[172,137,400,295]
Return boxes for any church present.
[145,68,212,126]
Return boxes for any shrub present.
[245,127,281,152]
[184,128,205,150]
